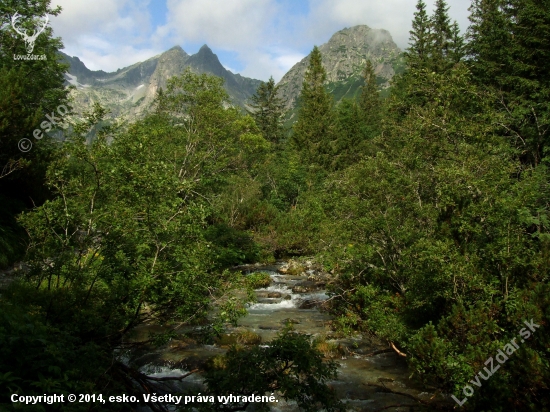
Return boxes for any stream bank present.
[129,260,453,411]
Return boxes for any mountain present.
[61,45,262,120]
[62,25,403,122]
[276,25,404,113]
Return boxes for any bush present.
[245,272,272,289]
[201,330,344,411]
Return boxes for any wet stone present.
[299,299,319,309]
[292,280,323,293]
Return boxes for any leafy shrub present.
[201,329,344,411]
[245,272,272,289]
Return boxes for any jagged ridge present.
[61,45,262,120]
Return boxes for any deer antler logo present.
[11,12,49,54]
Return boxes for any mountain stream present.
[129,261,452,411]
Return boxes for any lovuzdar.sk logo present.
[11,12,49,61]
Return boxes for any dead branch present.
[390,341,407,357]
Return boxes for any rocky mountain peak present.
[277,24,403,110]
[63,25,403,123]
[198,44,213,54]
[63,43,261,121]
[187,44,225,74]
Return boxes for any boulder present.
[292,280,324,293]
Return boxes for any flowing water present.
[129,262,452,411]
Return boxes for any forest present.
[0,0,549,411]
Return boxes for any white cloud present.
[237,50,306,82]
[155,0,304,81]
[163,0,277,50]
[69,45,161,72]
[304,0,470,50]
[46,0,473,80]
[275,52,308,73]
[50,0,160,71]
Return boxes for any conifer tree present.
[467,0,511,85]
[390,0,464,121]
[292,46,335,168]
[332,61,381,170]
[430,0,453,71]
[247,77,286,145]
[406,0,431,69]
[359,60,381,137]
[389,1,434,118]
[468,0,550,165]
[448,21,465,64]
[505,0,550,165]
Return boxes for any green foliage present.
[0,70,270,404]
[332,99,366,169]
[0,300,126,411]
[430,0,453,72]
[0,1,70,267]
[199,330,344,411]
[358,60,381,124]
[392,0,464,118]
[257,148,307,212]
[317,62,550,411]
[292,46,336,169]
[244,272,272,289]
[406,0,431,70]
[247,76,286,145]
[467,0,550,166]
[332,68,381,170]
[204,224,260,268]
[3,0,550,409]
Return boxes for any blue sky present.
[50,0,471,82]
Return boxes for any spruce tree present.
[330,61,381,171]
[467,0,511,86]
[359,60,381,137]
[430,0,453,72]
[247,77,286,145]
[468,0,550,165]
[447,21,465,64]
[406,0,431,70]
[507,0,550,165]
[389,0,434,119]
[292,46,335,168]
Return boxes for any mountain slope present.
[62,25,403,122]
[277,25,404,112]
[62,45,262,120]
